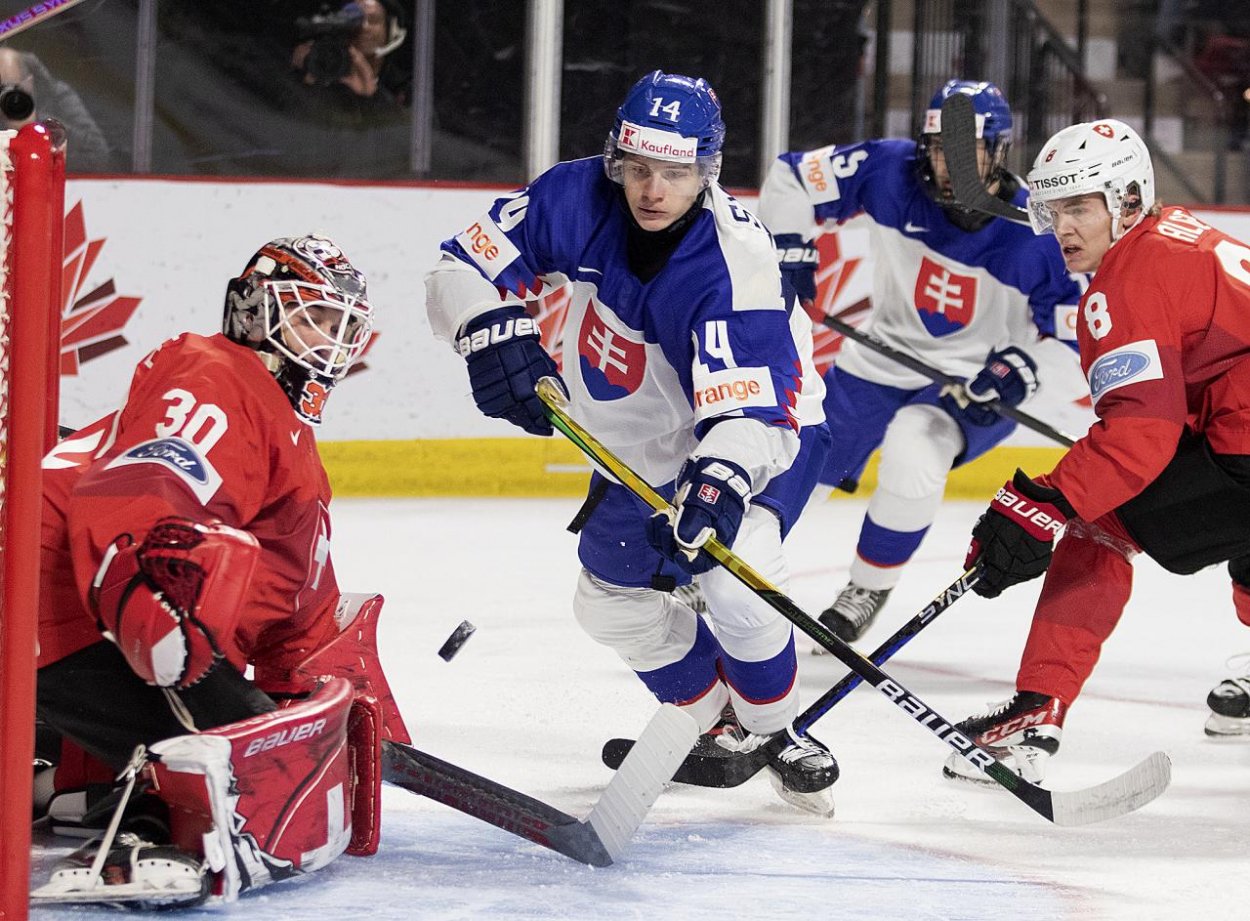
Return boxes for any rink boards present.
[54,175,1250,496]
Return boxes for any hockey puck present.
[437,620,476,661]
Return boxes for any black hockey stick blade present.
[603,570,980,788]
[602,732,784,788]
[382,704,697,866]
[824,314,1077,448]
[538,378,1170,825]
[940,93,1031,225]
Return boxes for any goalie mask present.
[224,234,374,426]
[1025,119,1155,242]
[603,70,725,189]
[917,79,1013,209]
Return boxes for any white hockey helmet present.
[224,234,374,425]
[1025,119,1155,239]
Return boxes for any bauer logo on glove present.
[646,456,751,574]
[967,470,1074,598]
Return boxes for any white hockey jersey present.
[757,138,1084,394]
[427,156,824,488]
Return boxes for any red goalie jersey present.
[40,332,341,673]
[1047,207,1250,521]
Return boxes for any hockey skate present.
[942,691,1066,785]
[1205,657,1250,737]
[30,831,209,909]
[734,727,839,816]
[814,582,891,649]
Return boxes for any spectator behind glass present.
[290,0,409,104]
[0,46,111,172]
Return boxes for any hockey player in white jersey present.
[757,79,1085,645]
[425,71,837,813]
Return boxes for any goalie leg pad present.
[145,676,357,903]
[254,592,411,745]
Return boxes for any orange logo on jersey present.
[914,256,978,336]
[299,379,330,423]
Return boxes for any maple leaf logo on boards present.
[806,229,865,377]
[58,201,142,375]
[57,201,380,379]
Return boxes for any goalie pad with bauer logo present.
[145,675,377,903]
[254,591,411,746]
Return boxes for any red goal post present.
[0,121,66,921]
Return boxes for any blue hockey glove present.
[646,457,752,575]
[457,306,563,436]
[941,346,1039,427]
[774,233,818,308]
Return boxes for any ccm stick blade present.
[383,704,697,865]
[537,377,1171,826]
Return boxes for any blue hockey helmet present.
[603,70,725,188]
[918,79,1014,202]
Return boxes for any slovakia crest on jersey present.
[914,256,978,336]
[577,300,646,400]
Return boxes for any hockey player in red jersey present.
[31,234,409,907]
[943,119,1250,785]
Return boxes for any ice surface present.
[31,494,1250,919]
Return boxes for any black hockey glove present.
[457,306,563,436]
[941,346,1039,427]
[774,233,818,309]
[646,456,752,575]
[967,469,1075,598]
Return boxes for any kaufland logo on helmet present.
[923,109,987,137]
[1032,172,1080,190]
[618,120,698,161]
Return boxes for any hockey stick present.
[603,569,979,787]
[939,92,1031,226]
[381,703,697,867]
[0,0,88,40]
[824,313,1077,447]
[537,377,1170,826]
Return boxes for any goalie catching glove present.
[89,518,260,688]
[457,305,564,436]
[646,456,751,574]
[942,345,1039,427]
[967,469,1075,598]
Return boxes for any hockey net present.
[0,122,65,921]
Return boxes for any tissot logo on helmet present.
[1032,173,1079,189]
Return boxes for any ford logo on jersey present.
[124,438,211,483]
[577,301,646,400]
[1089,350,1152,403]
